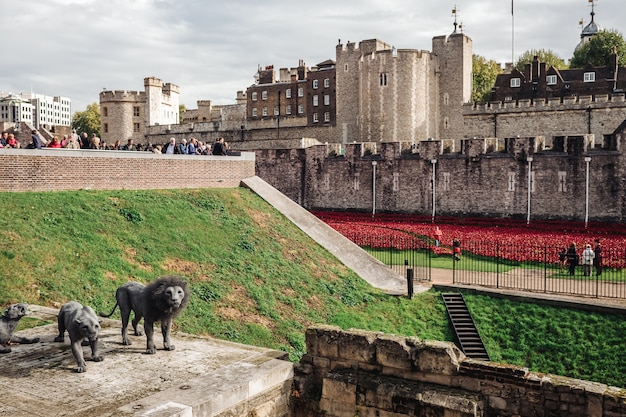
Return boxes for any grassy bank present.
[1,188,625,387]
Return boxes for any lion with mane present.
[100,275,190,354]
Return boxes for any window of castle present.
[344,64,348,72]
[313,80,319,89]
[443,93,449,106]
[546,75,557,85]
[558,171,567,192]
[324,78,330,88]
[313,95,319,107]
[133,107,140,117]
[274,106,279,116]
[324,95,330,106]
[133,123,140,132]
[443,172,450,191]
[286,105,292,115]
[298,88,304,97]
[313,113,319,123]
[443,117,449,129]
[510,78,521,88]
[262,107,268,116]
[262,91,268,100]
[104,123,108,133]
[286,89,291,98]
[508,172,516,191]
[393,172,399,191]
[324,112,330,122]
[354,172,360,190]
[298,104,304,114]
[103,107,108,117]
[252,92,257,101]
[324,173,330,190]
[252,108,258,117]
[584,72,595,82]
[379,73,388,86]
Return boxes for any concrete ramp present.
[0,306,293,417]
[242,176,427,295]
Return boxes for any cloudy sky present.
[1,0,623,114]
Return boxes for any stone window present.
[313,113,319,123]
[546,75,557,85]
[252,92,257,101]
[392,172,399,191]
[443,93,449,106]
[313,80,319,89]
[558,171,567,192]
[380,73,388,86]
[584,72,595,82]
[103,123,108,133]
[324,95,330,106]
[353,172,360,190]
[133,122,140,132]
[324,112,330,122]
[324,173,330,190]
[262,107,268,116]
[261,91,268,100]
[286,105,292,115]
[285,89,291,98]
[313,95,319,107]
[298,88,304,97]
[252,108,257,117]
[274,106,279,116]
[344,63,348,72]
[510,78,521,88]
[324,78,330,88]
[133,106,140,117]
[508,172,516,192]
[443,172,450,191]
[443,117,450,129]
[298,104,304,114]
[103,107,108,117]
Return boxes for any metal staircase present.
[441,293,490,361]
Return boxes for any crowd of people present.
[559,240,603,276]
[2,130,232,156]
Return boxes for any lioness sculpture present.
[0,303,40,353]
[100,275,190,354]
[54,301,103,372]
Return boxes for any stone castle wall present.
[292,326,626,417]
[0,148,255,192]
[255,135,626,222]
[464,94,626,142]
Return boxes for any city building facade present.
[0,92,71,129]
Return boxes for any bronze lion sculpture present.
[0,303,40,353]
[54,301,103,372]
[100,275,190,354]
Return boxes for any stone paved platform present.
[0,305,293,417]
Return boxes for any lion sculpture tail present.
[99,302,119,318]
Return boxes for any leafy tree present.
[472,54,502,103]
[72,103,100,137]
[571,29,626,68]
[515,49,567,71]
[179,103,186,124]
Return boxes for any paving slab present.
[0,305,293,417]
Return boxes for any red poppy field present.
[312,212,626,269]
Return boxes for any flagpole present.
[512,0,515,65]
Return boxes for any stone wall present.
[255,135,626,222]
[292,325,626,417]
[0,148,255,192]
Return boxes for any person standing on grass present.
[452,238,461,261]
[566,243,578,276]
[594,239,603,276]
[581,244,595,276]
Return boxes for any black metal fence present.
[353,232,626,299]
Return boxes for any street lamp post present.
[585,156,591,228]
[372,161,377,217]
[431,159,437,223]
[526,157,533,225]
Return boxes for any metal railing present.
[353,232,626,299]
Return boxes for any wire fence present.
[351,232,626,299]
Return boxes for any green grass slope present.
[1,188,625,387]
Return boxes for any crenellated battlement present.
[99,90,146,102]
[466,93,626,114]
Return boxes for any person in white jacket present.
[581,244,595,277]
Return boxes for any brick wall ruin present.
[292,326,626,417]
